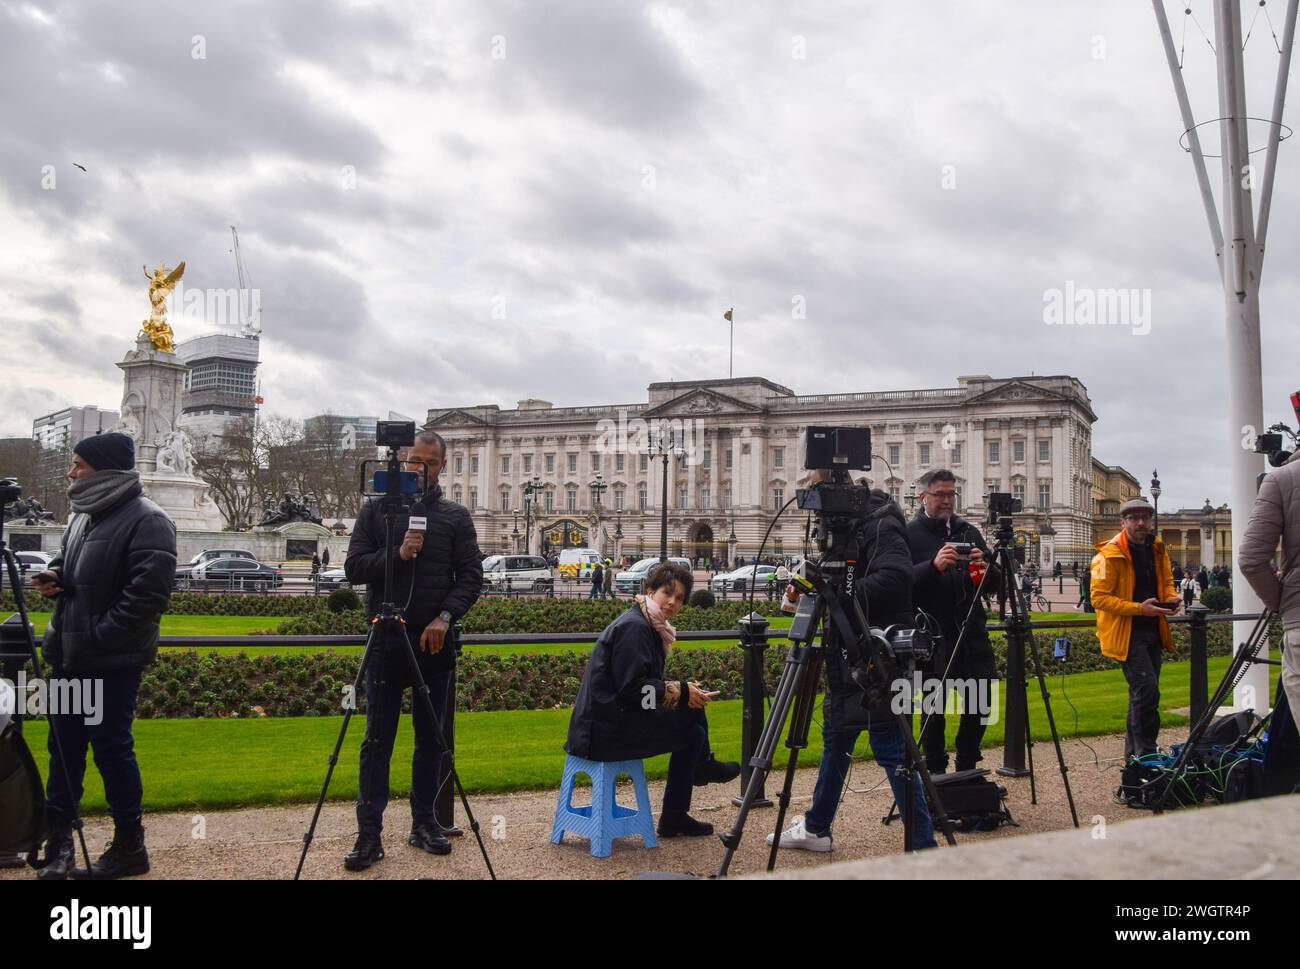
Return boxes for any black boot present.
[692,755,741,786]
[35,823,76,881]
[344,834,385,871]
[73,820,149,880]
[657,812,714,837]
[408,823,452,856]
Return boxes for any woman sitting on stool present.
[565,561,740,837]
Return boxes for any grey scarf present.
[68,469,142,515]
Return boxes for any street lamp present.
[1150,468,1162,533]
[588,471,607,550]
[521,473,543,554]
[613,509,624,563]
[904,483,918,514]
[727,517,737,569]
[511,506,520,552]
[648,426,686,562]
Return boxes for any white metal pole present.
[1214,0,1271,714]
[1152,0,1225,257]
[1255,0,1299,259]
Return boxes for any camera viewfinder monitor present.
[803,426,872,472]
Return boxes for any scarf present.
[68,469,142,516]
[636,594,677,656]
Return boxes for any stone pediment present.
[427,409,494,428]
[965,380,1071,407]
[642,388,761,418]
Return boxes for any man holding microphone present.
[343,430,483,870]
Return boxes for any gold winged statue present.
[141,260,185,352]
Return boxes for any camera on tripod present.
[795,426,873,556]
[359,420,425,505]
[984,491,1022,526]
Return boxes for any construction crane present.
[230,225,260,338]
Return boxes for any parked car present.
[13,551,52,576]
[614,556,693,595]
[176,548,256,584]
[315,567,350,591]
[189,558,283,591]
[483,555,553,593]
[710,564,777,594]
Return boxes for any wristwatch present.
[437,610,453,624]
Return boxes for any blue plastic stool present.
[550,754,658,857]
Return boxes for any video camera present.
[984,491,1022,525]
[795,426,873,557]
[1253,392,1300,468]
[359,420,425,507]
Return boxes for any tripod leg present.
[1022,681,1038,804]
[294,618,381,880]
[765,648,825,872]
[1,547,95,873]
[1023,634,1079,827]
[393,625,497,881]
[717,639,817,877]
[894,711,958,846]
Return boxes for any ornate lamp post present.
[727,517,738,570]
[648,426,686,562]
[1150,469,1162,533]
[613,509,624,564]
[521,473,542,555]
[511,506,520,553]
[588,471,607,550]
[904,483,919,514]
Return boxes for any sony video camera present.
[795,426,873,557]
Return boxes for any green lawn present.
[13,655,1277,815]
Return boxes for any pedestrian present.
[603,557,617,600]
[322,547,331,568]
[589,561,604,599]
[32,432,177,879]
[311,552,321,575]
[1090,497,1178,766]
[1181,573,1197,609]
[1239,445,1300,720]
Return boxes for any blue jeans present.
[804,705,936,850]
[356,627,452,837]
[46,667,145,827]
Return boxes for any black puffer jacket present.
[566,605,686,761]
[42,485,177,675]
[345,484,483,674]
[906,511,999,681]
[823,490,916,730]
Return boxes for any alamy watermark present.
[594,410,707,464]
[890,673,1000,725]
[166,279,261,331]
[0,673,103,725]
[1042,282,1151,336]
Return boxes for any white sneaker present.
[765,821,833,852]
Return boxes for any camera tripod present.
[294,476,496,880]
[1154,608,1278,812]
[717,561,957,877]
[987,515,1079,827]
[0,500,96,876]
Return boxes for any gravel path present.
[4,729,1187,880]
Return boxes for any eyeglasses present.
[927,491,957,501]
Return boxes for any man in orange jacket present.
[1090,497,1179,763]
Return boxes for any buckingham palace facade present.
[424,374,1098,567]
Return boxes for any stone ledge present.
[759,794,1300,880]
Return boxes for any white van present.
[558,548,603,580]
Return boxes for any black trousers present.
[1120,629,1164,761]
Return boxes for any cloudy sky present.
[2,0,1298,509]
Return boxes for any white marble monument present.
[112,334,225,531]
